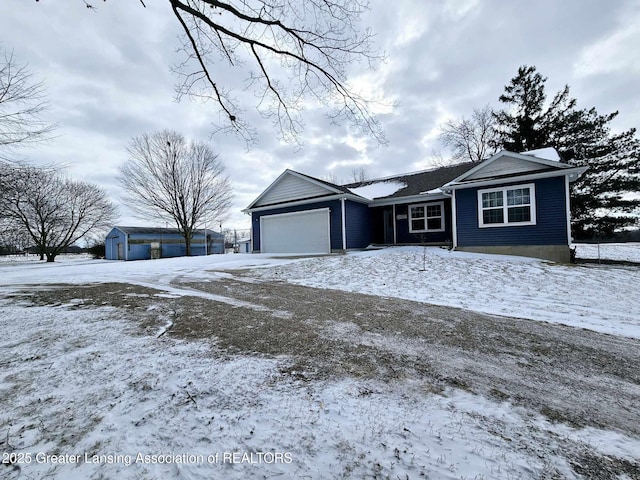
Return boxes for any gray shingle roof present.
[114,226,224,237]
[343,162,476,199]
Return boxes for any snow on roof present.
[348,181,407,200]
[419,188,443,195]
[521,147,561,162]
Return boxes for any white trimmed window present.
[478,184,536,227]
[409,201,445,233]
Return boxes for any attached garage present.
[244,170,372,253]
[260,208,330,254]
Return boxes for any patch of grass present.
[571,448,640,479]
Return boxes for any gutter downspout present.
[565,175,572,246]
[341,198,347,251]
[392,204,397,244]
[451,190,458,249]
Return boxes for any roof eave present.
[446,150,574,186]
[242,193,370,213]
[442,166,588,191]
[368,191,450,206]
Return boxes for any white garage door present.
[261,208,330,254]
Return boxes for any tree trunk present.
[45,253,56,262]
[185,235,191,256]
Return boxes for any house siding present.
[251,200,344,252]
[455,176,568,247]
[465,155,548,180]
[254,173,334,207]
[369,199,453,245]
[395,200,453,244]
[345,201,371,249]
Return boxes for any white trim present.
[370,192,450,207]
[392,204,397,244]
[446,150,573,186]
[245,169,345,210]
[259,207,330,221]
[341,198,347,250]
[477,183,536,228]
[259,207,331,254]
[565,175,572,244]
[408,201,446,233]
[451,190,458,248]
[244,193,367,213]
[443,167,587,191]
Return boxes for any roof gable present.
[247,169,347,209]
[446,150,572,185]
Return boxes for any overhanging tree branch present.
[0,47,57,162]
[65,0,386,146]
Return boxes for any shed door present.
[261,209,330,254]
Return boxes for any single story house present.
[243,149,588,263]
[105,226,224,261]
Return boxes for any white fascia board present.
[444,150,574,187]
[245,169,345,210]
[442,167,588,191]
[369,192,450,207]
[243,193,369,213]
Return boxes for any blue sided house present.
[243,149,588,263]
[105,226,225,261]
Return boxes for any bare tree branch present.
[0,47,57,162]
[61,0,386,146]
[118,130,233,255]
[0,164,117,262]
[438,105,498,164]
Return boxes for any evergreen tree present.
[493,65,640,239]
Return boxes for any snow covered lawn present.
[573,242,640,263]
[1,248,639,479]
[2,294,639,480]
[253,246,640,339]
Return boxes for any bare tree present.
[320,172,341,185]
[350,166,369,183]
[0,47,56,161]
[59,0,385,146]
[0,165,117,262]
[438,105,497,164]
[0,218,31,254]
[118,130,233,256]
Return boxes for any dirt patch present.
[8,275,640,478]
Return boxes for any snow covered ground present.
[253,246,640,339]
[1,245,638,339]
[1,247,639,478]
[573,242,640,263]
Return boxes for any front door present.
[117,243,123,260]
[383,209,394,244]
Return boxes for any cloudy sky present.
[1,0,639,232]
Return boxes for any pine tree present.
[493,65,640,239]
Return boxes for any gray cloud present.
[1,0,638,231]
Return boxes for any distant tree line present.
[439,65,640,240]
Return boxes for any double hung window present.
[478,184,536,227]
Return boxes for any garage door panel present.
[261,209,330,253]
